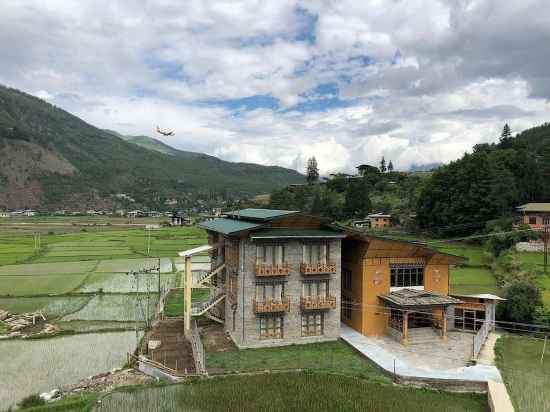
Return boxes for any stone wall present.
[227,238,341,348]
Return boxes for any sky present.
[1,0,550,175]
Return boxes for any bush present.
[498,279,543,323]
[18,393,45,408]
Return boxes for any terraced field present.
[0,219,210,409]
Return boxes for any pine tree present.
[306,157,319,184]
[500,123,512,144]
[387,160,394,172]
[379,157,387,173]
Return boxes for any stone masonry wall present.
[227,237,341,349]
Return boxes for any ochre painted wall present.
[354,257,451,337]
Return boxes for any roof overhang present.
[250,228,346,240]
[379,289,463,308]
[178,244,213,257]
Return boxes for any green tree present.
[498,279,543,323]
[500,123,512,144]
[344,178,372,218]
[306,157,319,184]
[379,157,387,173]
[310,189,323,216]
[387,160,394,172]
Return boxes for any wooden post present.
[441,307,448,342]
[403,311,409,345]
[184,256,192,336]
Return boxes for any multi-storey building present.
[200,209,345,348]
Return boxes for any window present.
[256,244,285,265]
[301,313,324,336]
[302,243,329,264]
[390,264,424,288]
[302,279,330,297]
[341,299,352,320]
[342,268,352,292]
[255,282,285,302]
[544,216,550,225]
[529,216,537,225]
[259,316,283,339]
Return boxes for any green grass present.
[97,373,487,412]
[0,274,88,296]
[516,252,545,266]
[0,261,97,276]
[495,335,550,412]
[206,340,388,380]
[61,294,158,322]
[0,321,8,334]
[450,266,500,296]
[164,288,210,317]
[0,296,91,317]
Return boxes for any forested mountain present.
[416,123,550,235]
[0,85,304,209]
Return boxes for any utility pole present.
[544,225,549,275]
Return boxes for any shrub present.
[497,279,543,323]
[18,393,45,408]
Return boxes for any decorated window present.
[390,264,424,287]
[259,316,283,339]
[301,313,324,336]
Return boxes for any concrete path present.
[341,324,503,383]
[477,332,500,365]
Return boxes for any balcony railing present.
[255,263,290,277]
[254,297,291,313]
[300,262,337,275]
[300,295,337,311]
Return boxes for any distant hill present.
[408,162,443,172]
[416,122,550,234]
[0,85,304,209]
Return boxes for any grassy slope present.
[495,335,550,412]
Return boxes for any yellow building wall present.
[359,258,450,337]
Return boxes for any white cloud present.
[1,0,550,175]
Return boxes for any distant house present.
[165,198,178,206]
[147,211,162,218]
[517,203,550,230]
[0,212,10,218]
[352,219,371,228]
[368,213,392,229]
[127,210,145,218]
[356,164,379,177]
[171,212,192,226]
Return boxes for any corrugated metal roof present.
[250,228,346,239]
[199,218,263,235]
[517,203,550,212]
[224,208,299,221]
[379,289,463,307]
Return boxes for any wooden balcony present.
[254,297,291,313]
[255,263,290,277]
[300,262,337,275]
[300,296,337,311]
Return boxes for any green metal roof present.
[517,203,550,212]
[199,218,263,235]
[250,228,346,239]
[224,208,299,221]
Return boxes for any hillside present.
[416,123,550,235]
[0,85,304,209]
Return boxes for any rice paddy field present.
[96,373,488,412]
[0,331,140,410]
[0,218,208,410]
[495,335,550,412]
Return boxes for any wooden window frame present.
[259,316,284,340]
[256,243,286,265]
[301,313,324,336]
[302,279,330,298]
[390,264,424,288]
[302,242,330,265]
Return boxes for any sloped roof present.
[250,228,346,239]
[337,225,466,265]
[379,289,463,307]
[224,208,299,221]
[199,218,263,235]
[517,203,550,212]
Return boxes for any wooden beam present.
[184,256,192,336]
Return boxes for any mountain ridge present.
[0,85,304,210]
